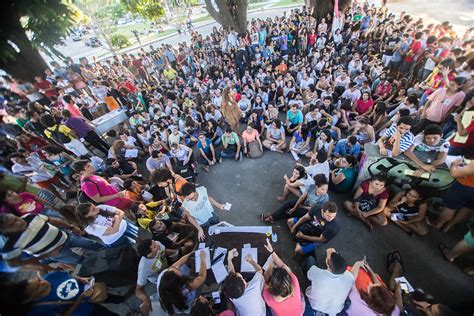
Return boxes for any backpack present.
[77,178,100,205]
[48,125,71,144]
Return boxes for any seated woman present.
[203,119,222,146]
[247,111,265,136]
[197,133,218,172]
[351,116,376,145]
[347,259,401,315]
[0,190,59,217]
[149,217,196,255]
[72,160,134,214]
[263,119,287,154]
[262,239,304,316]
[343,174,389,231]
[75,203,139,247]
[148,136,170,155]
[383,188,429,236]
[354,91,374,116]
[289,124,312,162]
[313,129,335,161]
[276,165,314,202]
[136,124,151,148]
[242,124,263,159]
[170,142,195,172]
[262,174,329,223]
[158,251,207,315]
[220,128,242,162]
[329,155,358,193]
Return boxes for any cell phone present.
[399,281,409,292]
[84,277,95,292]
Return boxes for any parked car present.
[71,33,82,41]
[84,37,102,47]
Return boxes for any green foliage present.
[0,0,75,63]
[121,0,165,21]
[111,34,130,48]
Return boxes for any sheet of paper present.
[125,148,138,158]
[394,276,415,292]
[241,248,258,272]
[213,226,272,235]
[195,248,211,273]
[211,260,228,284]
[243,243,251,248]
[213,247,227,260]
[262,255,273,270]
[212,291,221,304]
[223,202,232,211]
[445,155,463,169]
[198,243,206,249]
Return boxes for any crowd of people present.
[0,1,473,315]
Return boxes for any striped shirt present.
[383,125,415,153]
[1,214,67,260]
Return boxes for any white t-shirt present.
[306,266,354,315]
[137,241,167,286]
[182,186,215,225]
[231,273,266,316]
[306,161,330,180]
[84,205,127,245]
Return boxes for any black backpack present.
[77,178,100,205]
[49,125,71,144]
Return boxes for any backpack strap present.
[81,177,102,197]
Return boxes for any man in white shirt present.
[304,152,330,180]
[237,94,252,115]
[305,248,354,316]
[222,248,266,316]
[135,239,176,316]
[180,183,225,241]
[341,82,361,103]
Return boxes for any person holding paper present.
[222,249,266,316]
[262,239,303,316]
[105,158,142,181]
[449,95,474,156]
[376,116,415,157]
[180,183,225,241]
[157,250,207,315]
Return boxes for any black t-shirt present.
[383,36,400,56]
[298,206,339,242]
[106,160,134,177]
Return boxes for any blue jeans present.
[220,150,237,159]
[108,221,139,248]
[48,233,105,265]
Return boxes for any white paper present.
[211,260,228,284]
[212,226,272,235]
[243,243,251,248]
[213,247,227,260]
[241,248,258,272]
[195,248,211,273]
[198,243,206,249]
[125,148,138,158]
[212,291,221,304]
[223,202,232,211]
[208,221,234,235]
[262,255,273,270]
[445,155,463,169]
[394,277,414,292]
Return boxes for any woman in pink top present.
[72,160,134,216]
[354,92,374,115]
[242,124,263,158]
[262,239,303,316]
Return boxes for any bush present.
[111,34,130,49]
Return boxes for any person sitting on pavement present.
[287,201,339,256]
[242,124,264,159]
[377,116,415,157]
[276,165,315,202]
[220,127,242,162]
[263,119,287,154]
[332,135,361,159]
[384,188,429,236]
[343,174,389,231]
[329,154,358,193]
[197,132,218,172]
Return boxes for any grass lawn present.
[271,0,304,7]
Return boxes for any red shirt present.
[20,137,49,158]
[308,33,317,46]
[404,40,422,62]
[355,98,374,115]
[10,192,44,216]
[34,80,58,98]
[450,121,474,149]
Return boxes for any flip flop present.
[439,242,453,262]
[391,251,405,274]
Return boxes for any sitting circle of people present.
[1,2,474,316]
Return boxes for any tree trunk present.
[0,16,49,81]
[205,0,248,35]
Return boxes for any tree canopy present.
[205,0,248,35]
[0,0,75,80]
[121,0,165,21]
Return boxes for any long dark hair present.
[159,270,193,314]
[359,285,395,315]
[75,203,114,228]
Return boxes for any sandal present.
[391,251,405,274]
[439,242,453,262]
[260,213,273,223]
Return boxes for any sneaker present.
[239,151,243,161]
[271,144,276,151]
